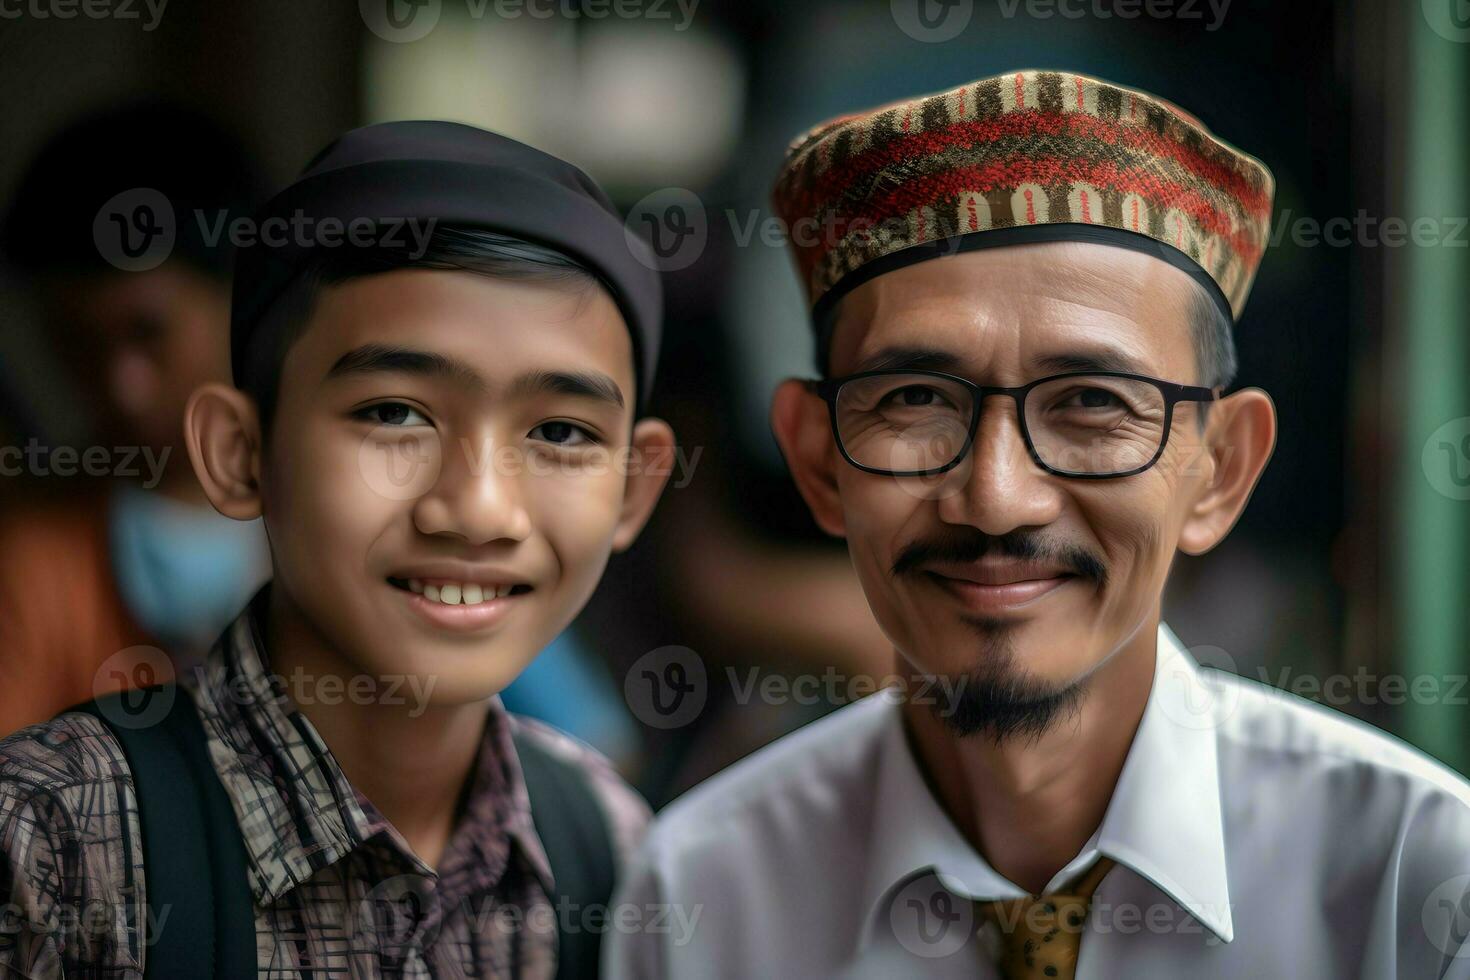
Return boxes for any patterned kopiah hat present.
[771,69,1275,360]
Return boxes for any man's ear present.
[184,382,264,521]
[770,378,846,537]
[611,417,677,551]
[1178,387,1276,556]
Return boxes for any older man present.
[606,69,1470,979]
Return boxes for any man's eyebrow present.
[326,344,486,389]
[1029,348,1152,375]
[849,346,965,374]
[850,345,1153,379]
[508,369,626,409]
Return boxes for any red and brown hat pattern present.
[771,69,1275,323]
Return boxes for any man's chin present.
[929,671,1088,744]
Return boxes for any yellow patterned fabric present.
[979,856,1116,979]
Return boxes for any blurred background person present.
[0,102,273,733]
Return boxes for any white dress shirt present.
[604,622,1470,978]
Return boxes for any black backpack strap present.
[69,684,256,980]
[512,729,617,980]
[67,687,610,978]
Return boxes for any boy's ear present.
[184,382,264,521]
[770,378,846,537]
[611,417,678,551]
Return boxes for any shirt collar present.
[856,620,1233,954]
[1093,621,1233,942]
[182,587,553,907]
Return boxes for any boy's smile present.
[387,566,535,632]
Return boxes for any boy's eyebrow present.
[508,370,626,409]
[325,345,626,408]
[326,344,487,390]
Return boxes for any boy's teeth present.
[411,581,519,605]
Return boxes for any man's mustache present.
[890,529,1107,588]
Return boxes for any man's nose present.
[935,395,1064,535]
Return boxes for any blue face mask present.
[109,484,272,655]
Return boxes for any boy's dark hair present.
[240,226,614,435]
[1,100,263,282]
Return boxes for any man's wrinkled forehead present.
[826,241,1200,379]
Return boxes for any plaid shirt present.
[0,590,650,978]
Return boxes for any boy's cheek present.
[283,424,426,516]
[354,431,444,503]
[263,439,400,582]
[527,474,624,594]
[530,471,629,547]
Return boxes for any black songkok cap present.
[231,120,662,408]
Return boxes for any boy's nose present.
[412,439,534,545]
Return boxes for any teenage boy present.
[0,121,674,977]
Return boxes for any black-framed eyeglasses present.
[810,370,1218,479]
